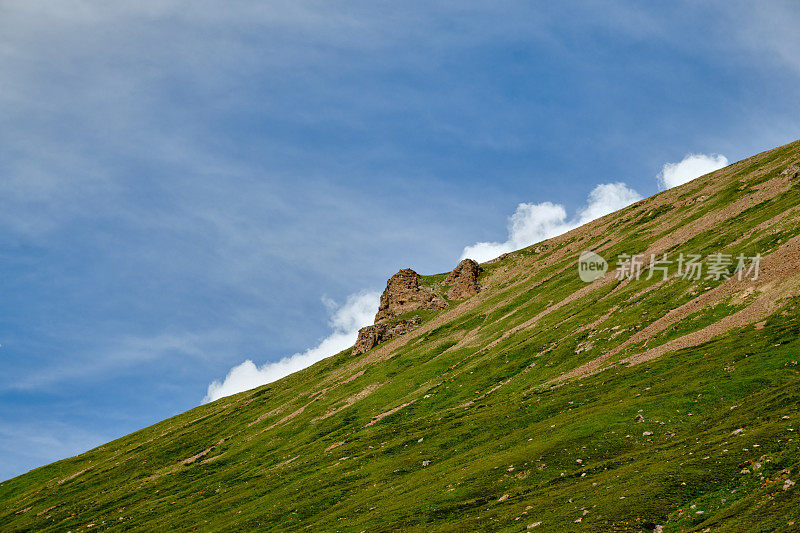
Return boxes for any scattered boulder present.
[635,414,645,423]
[374,269,447,323]
[443,259,483,300]
[784,479,796,491]
[487,252,511,263]
[352,317,422,355]
[575,340,594,354]
[781,162,799,180]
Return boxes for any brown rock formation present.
[351,261,483,356]
[374,268,447,323]
[352,317,422,355]
[443,259,482,300]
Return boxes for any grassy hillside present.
[2,140,800,532]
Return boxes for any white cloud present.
[461,182,642,262]
[576,182,643,223]
[657,153,729,189]
[203,290,379,402]
[461,152,732,263]
[205,181,641,400]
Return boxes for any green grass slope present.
[3,140,800,532]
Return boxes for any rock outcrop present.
[374,268,447,323]
[352,317,422,355]
[353,261,483,355]
[443,259,482,300]
[781,162,799,180]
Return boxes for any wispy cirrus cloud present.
[0,420,107,482]
[1,331,215,392]
[1,0,798,483]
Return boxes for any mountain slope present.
[2,140,800,532]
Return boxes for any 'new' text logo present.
[578,250,608,283]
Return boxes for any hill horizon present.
[2,138,800,531]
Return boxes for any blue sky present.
[1,1,799,481]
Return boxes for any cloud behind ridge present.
[460,182,642,263]
[658,153,729,189]
[204,290,379,402]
